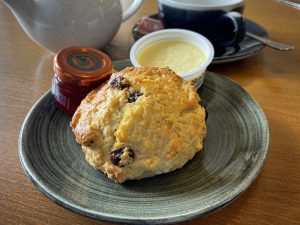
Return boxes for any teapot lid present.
[54,47,112,86]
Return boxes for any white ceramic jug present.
[2,0,143,53]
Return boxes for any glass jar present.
[52,47,112,115]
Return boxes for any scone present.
[70,67,206,183]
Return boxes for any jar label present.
[52,77,69,108]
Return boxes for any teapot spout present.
[2,0,33,14]
[2,0,40,49]
[2,0,13,7]
[2,0,32,7]
[3,0,15,8]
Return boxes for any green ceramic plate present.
[19,60,269,224]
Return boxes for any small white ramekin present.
[130,29,214,88]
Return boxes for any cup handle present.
[217,11,246,47]
[122,0,144,22]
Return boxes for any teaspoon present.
[246,32,294,51]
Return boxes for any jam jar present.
[52,47,112,115]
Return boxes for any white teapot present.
[2,0,143,53]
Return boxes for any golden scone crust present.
[70,67,206,183]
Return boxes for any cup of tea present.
[157,0,246,48]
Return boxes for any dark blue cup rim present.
[158,0,244,11]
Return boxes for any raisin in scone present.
[70,67,206,183]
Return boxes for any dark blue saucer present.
[132,15,268,64]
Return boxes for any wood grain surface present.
[0,0,299,225]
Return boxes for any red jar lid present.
[54,46,112,86]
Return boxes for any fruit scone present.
[70,67,206,183]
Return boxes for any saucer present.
[132,15,268,64]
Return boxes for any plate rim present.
[18,67,269,224]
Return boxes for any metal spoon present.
[246,32,294,51]
[274,0,300,10]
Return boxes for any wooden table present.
[1,0,300,224]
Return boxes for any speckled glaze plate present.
[19,60,269,224]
